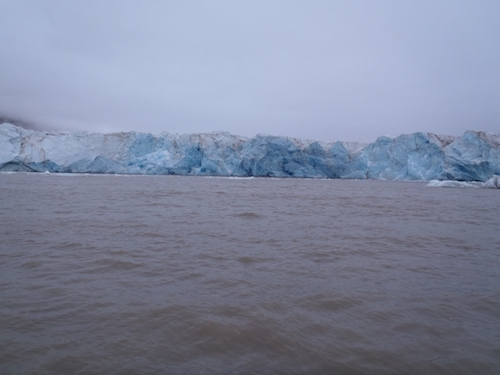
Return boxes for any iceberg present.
[1,122,499,181]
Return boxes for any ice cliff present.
[1,122,499,181]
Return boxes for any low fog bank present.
[0,116,58,132]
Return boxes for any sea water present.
[0,173,499,374]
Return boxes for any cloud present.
[1,0,499,141]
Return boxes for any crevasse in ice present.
[1,123,499,181]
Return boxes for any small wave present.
[237,256,258,265]
[166,190,186,195]
[19,260,41,269]
[83,259,142,273]
[233,212,262,219]
[298,294,362,312]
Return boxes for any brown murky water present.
[1,173,499,374]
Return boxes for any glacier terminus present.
[1,122,499,182]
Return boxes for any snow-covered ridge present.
[1,123,499,181]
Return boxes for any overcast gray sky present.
[1,0,499,142]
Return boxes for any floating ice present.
[482,175,500,188]
[1,123,499,181]
[426,180,479,188]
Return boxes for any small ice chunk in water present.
[427,180,478,188]
[482,175,500,189]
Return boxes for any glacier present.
[1,122,499,182]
